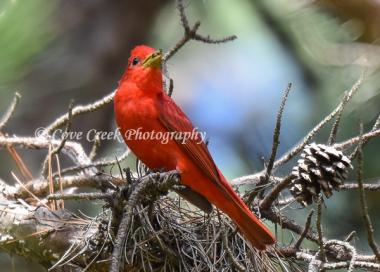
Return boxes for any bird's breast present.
[114,89,178,170]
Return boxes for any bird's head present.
[119,45,163,92]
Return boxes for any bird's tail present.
[231,200,275,250]
[217,174,275,250]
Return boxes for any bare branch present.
[0,136,92,168]
[44,91,115,135]
[316,195,327,268]
[89,133,101,160]
[264,83,292,183]
[0,92,21,131]
[349,113,380,159]
[163,0,236,62]
[272,73,364,170]
[259,174,294,210]
[334,128,380,151]
[294,209,314,249]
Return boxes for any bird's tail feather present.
[217,174,275,250]
[232,203,275,250]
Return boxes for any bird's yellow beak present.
[142,50,162,69]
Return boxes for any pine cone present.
[289,143,353,206]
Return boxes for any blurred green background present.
[0,0,379,270]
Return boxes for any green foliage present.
[0,0,55,87]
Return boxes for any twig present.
[247,83,292,203]
[246,83,292,202]
[162,0,236,62]
[89,134,101,160]
[44,91,115,135]
[259,174,294,210]
[0,136,92,168]
[263,209,319,243]
[344,231,356,242]
[168,78,174,97]
[294,209,314,249]
[349,113,380,160]
[272,74,364,169]
[41,100,75,176]
[334,128,380,151]
[11,172,49,209]
[55,154,64,209]
[265,83,292,182]
[0,92,21,131]
[316,195,327,269]
[52,100,74,155]
[327,82,360,145]
[356,124,380,262]
[56,149,130,177]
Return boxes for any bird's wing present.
[158,94,222,185]
[158,93,240,208]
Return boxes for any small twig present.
[55,154,64,209]
[246,84,292,202]
[52,100,74,155]
[356,124,380,262]
[263,209,319,243]
[89,134,101,160]
[327,87,356,145]
[44,91,115,135]
[344,231,356,243]
[11,172,49,209]
[41,100,75,176]
[56,150,130,177]
[0,136,92,170]
[294,209,314,249]
[316,195,327,268]
[168,78,174,97]
[0,92,21,131]
[259,174,294,210]
[265,83,292,182]
[47,144,57,210]
[334,128,380,151]
[163,0,236,62]
[349,113,380,160]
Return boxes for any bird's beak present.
[142,50,162,69]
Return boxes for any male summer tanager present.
[114,45,275,250]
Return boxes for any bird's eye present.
[131,57,140,66]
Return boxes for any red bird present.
[114,45,275,250]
